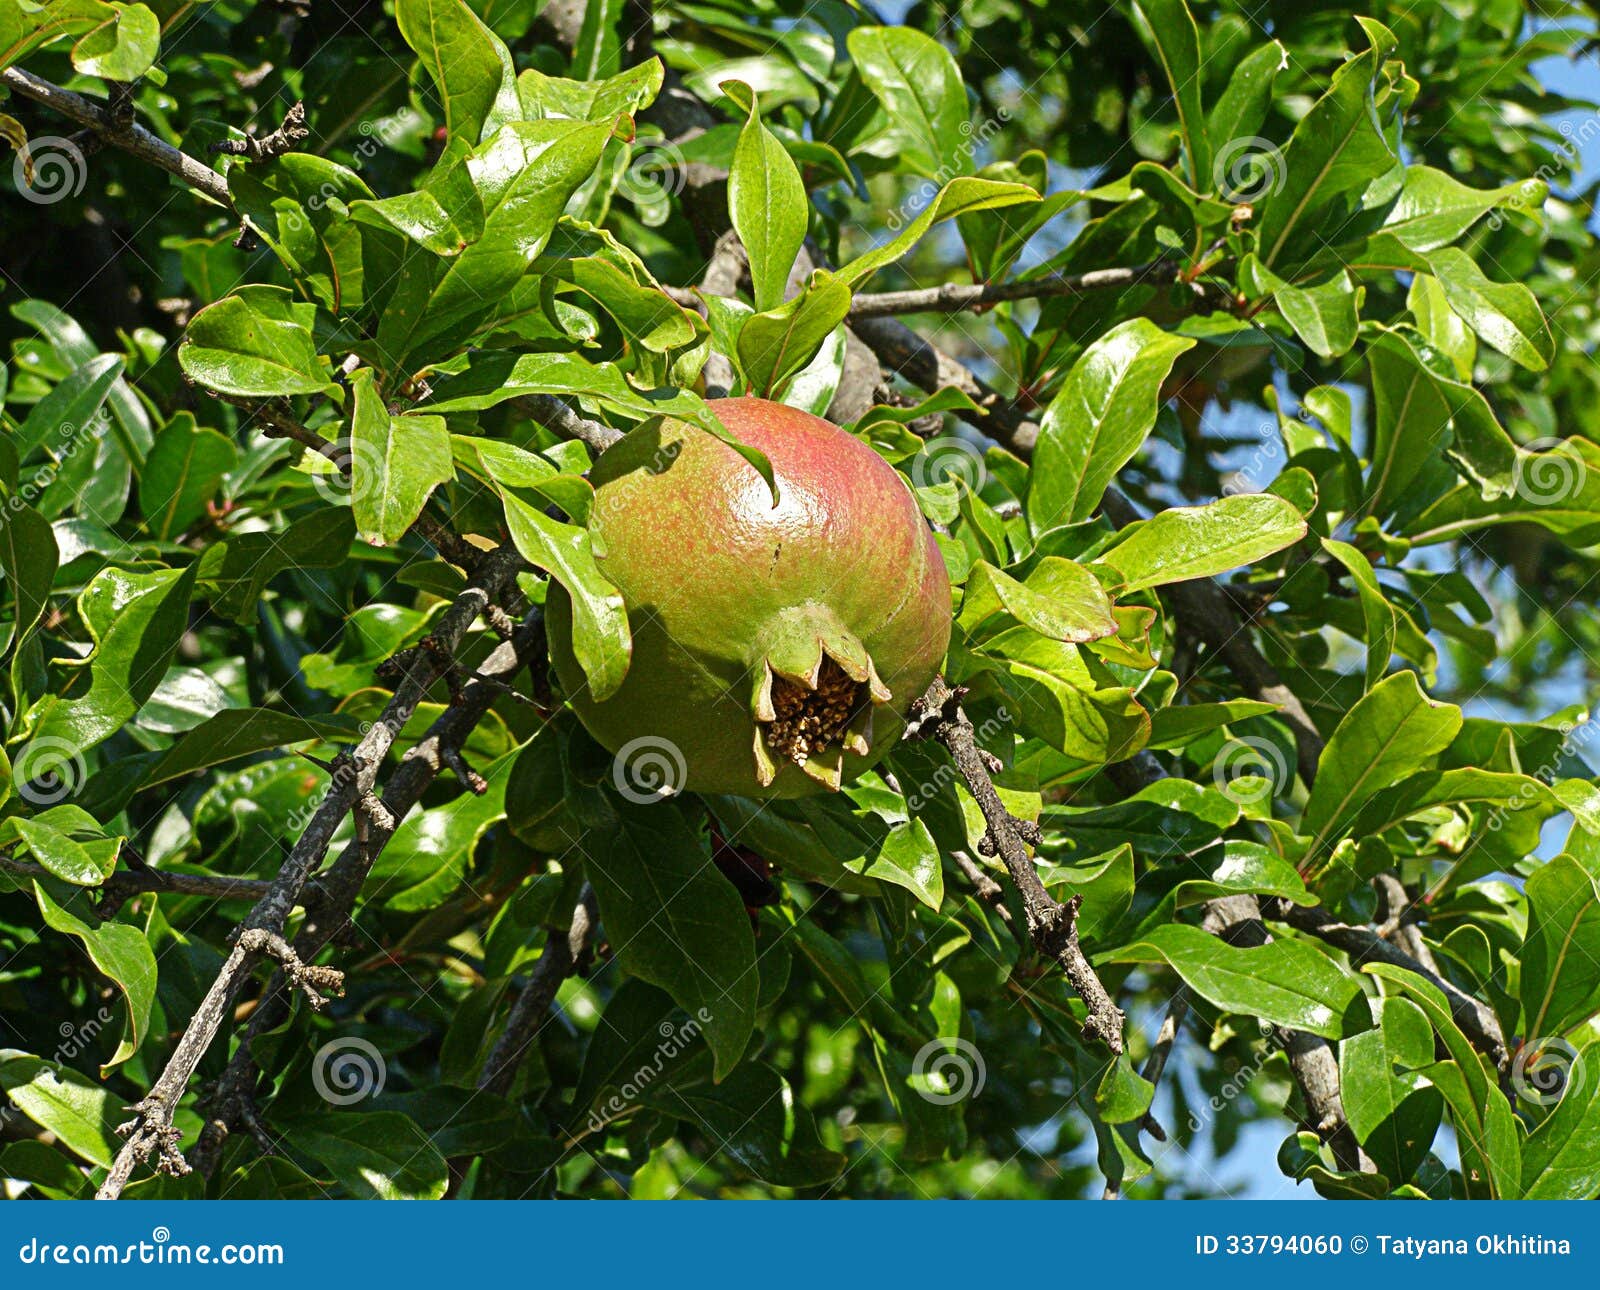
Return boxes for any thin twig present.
[1265,897,1507,1070]
[97,545,527,1199]
[478,885,599,1098]
[848,260,1180,319]
[187,607,547,1177]
[907,677,1125,1053]
[211,101,308,161]
[1,66,230,206]
[514,394,623,456]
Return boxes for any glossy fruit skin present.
[546,397,951,798]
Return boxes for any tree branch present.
[848,261,1180,319]
[513,394,622,456]
[1265,897,1508,1070]
[1202,894,1374,1174]
[1,66,231,207]
[908,677,1125,1053]
[477,884,599,1098]
[97,544,527,1199]
[187,605,548,1178]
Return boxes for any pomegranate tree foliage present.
[1,0,1599,1201]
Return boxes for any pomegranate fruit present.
[546,397,951,798]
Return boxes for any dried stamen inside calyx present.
[764,657,868,765]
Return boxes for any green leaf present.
[70,2,159,80]
[1407,273,1476,380]
[516,60,663,122]
[280,1110,449,1199]
[394,0,517,143]
[1321,538,1394,688]
[1132,0,1210,190]
[1521,1038,1600,1199]
[846,26,970,180]
[1275,271,1361,359]
[957,558,1117,644]
[1339,995,1442,1184]
[178,287,330,398]
[568,979,711,1126]
[14,352,122,458]
[376,120,614,367]
[725,81,808,313]
[502,492,630,702]
[33,883,155,1071]
[1364,963,1520,1198]
[1256,48,1396,268]
[1206,40,1286,156]
[1349,767,1600,841]
[141,709,363,786]
[1146,699,1279,748]
[1403,437,1600,546]
[582,801,758,1080]
[0,500,57,660]
[0,1055,120,1168]
[1028,318,1196,529]
[1521,854,1600,1040]
[139,413,238,540]
[368,750,515,910]
[25,564,198,760]
[348,370,453,546]
[1379,167,1544,254]
[1425,247,1553,372]
[8,817,111,886]
[1102,923,1368,1038]
[1303,671,1461,855]
[1098,493,1307,592]
[833,177,1038,289]
[196,508,354,624]
[424,349,776,500]
[1095,1053,1155,1124]
[736,271,854,403]
[1364,329,1515,516]
[642,1062,844,1186]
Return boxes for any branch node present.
[115,1099,191,1177]
[441,745,490,795]
[212,101,308,161]
[235,929,344,1010]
